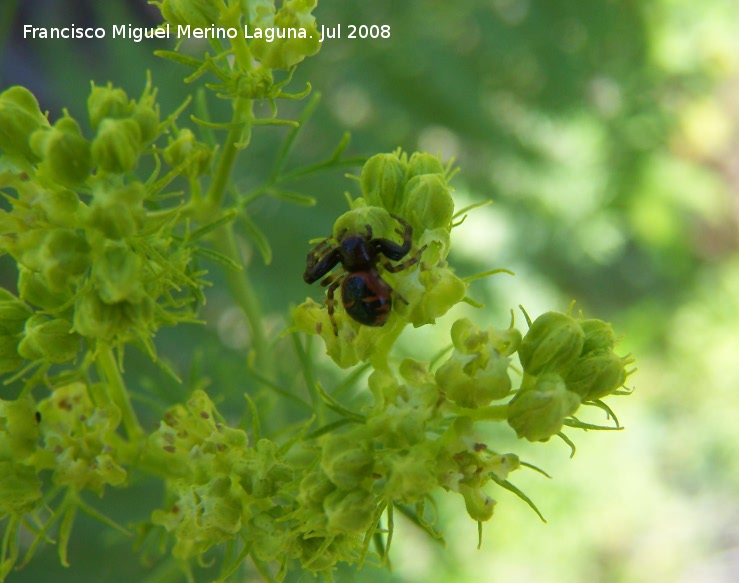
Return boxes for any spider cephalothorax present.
[303,215,426,334]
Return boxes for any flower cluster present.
[0,82,208,369]
[145,391,378,575]
[138,303,634,580]
[509,311,635,442]
[154,0,320,102]
[0,381,130,576]
[294,151,467,368]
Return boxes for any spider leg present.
[383,244,427,273]
[307,236,333,263]
[304,242,342,284]
[372,215,414,260]
[394,288,409,305]
[322,274,343,335]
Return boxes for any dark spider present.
[303,215,426,334]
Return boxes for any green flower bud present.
[92,118,141,174]
[483,452,520,482]
[36,188,82,228]
[6,229,46,270]
[73,292,120,341]
[518,311,584,376]
[30,115,92,186]
[194,477,242,536]
[398,357,435,387]
[507,373,581,442]
[331,205,397,241]
[0,336,23,374]
[417,227,451,264]
[367,368,400,408]
[0,398,40,461]
[18,266,71,310]
[436,319,514,407]
[0,86,50,161]
[0,462,42,515]
[40,228,91,290]
[320,431,374,490]
[88,83,132,131]
[360,152,408,213]
[460,484,496,522]
[366,364,438,448]
[159,0,221,28]
[87,182,146,239]
[152,480,241,559]
[250,0,321,70]
[436,350,511,408]
[580,318,617,355]
[93,241,144,304]
[164,129,212,178]
[450,318,486,353]
[298,469,336,507]
[36,382,125,494]
[407,152,446,177]
[245,0,275,25]
[17,315,80,363]
[240,66,276,99]
[131,92,160,144]
[367,399,428,449]
[565,350,629,401]
[402,174,454,232]
[245,439,293,498]
[0,289,33,335]
[292,298,368,368]
[449,318,522,357]
[381,445,438,504]
[323,488,375,534]
[401,266,466,327]
[250,511,290,562]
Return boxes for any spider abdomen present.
[341,270,392,327]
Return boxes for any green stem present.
[202,96,253,219]
[96,343,144,442]
[1,514,20,581]
[215,223,272,376]
[291,333,326,425]
[369,320,406,373]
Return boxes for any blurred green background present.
[2,0,739,582]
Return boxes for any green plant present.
[0,1,635,581]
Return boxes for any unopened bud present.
[565,350,629,401]
[507,373,581,442]
[360,152,408,213]
[518,311,584,375]
[0,86,50,161]
[92,118,141,174]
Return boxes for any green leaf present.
[268,189,316,207]
[393,502,445,544]
[563,417,623,432]
[192,246,243,271]
[271,92,321,180]
[153,50,203,69]
[238,213,273,265]
[489,474,547,523]
[315,381,366,422]
[188,209,238,243]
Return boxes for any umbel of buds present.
[508,311,634,442]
